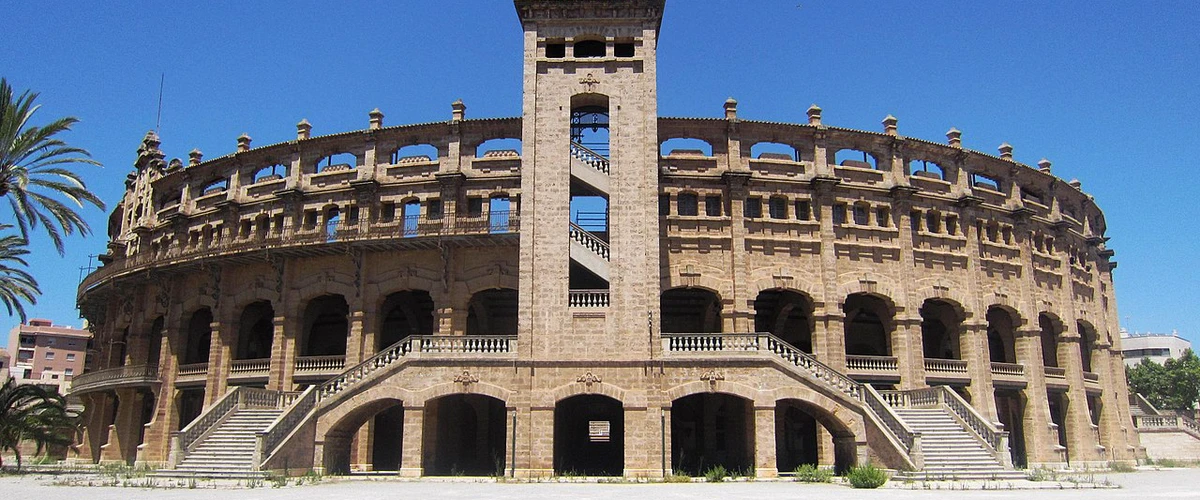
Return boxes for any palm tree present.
[0,225,39,322]
[0,77,105,254]
[0,376,80,470]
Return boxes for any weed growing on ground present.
[792,464,832,483]
[845,463,888,489]
[662,472,692,483]
[703,465,728,482]
[1108,461,1136,473]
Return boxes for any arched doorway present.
[236,301,274,360]
[378,290,435,350]
[754,289,814,352]
[1039,313,1061,368]
[183,308,212,365]
[302,295,349,356]
[466,289,518,336]
[554,395,624,476]
[661,288,723,333]
[986,306,1018,364]
[322,399,405,475]
[920,299,963,360]
[670,393,751,476]
[423,394,507,476]
[843,294,891,356]
[775,399,857,474]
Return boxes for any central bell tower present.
[515,1,664,360]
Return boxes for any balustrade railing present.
[79,212,522,298]
[68,364,160,394]
[663,333,761,352]
[294,355,346,373]
[1043,366,1067,378]
[569,222,610,260]
[1082,371,1100,382]
[177,362,208,377]
[569,289,610,307]
[863,384,920,454]
[255,386,316,469]
[175,386,243,456]
[231,358,271,375]
[924,357,968,374]
[990,362,1025,376]
[419,335,513,353]
[845,355,899,372]
[882,385,1008,464]
[570,142,610,174]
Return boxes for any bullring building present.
[70,1,1139,478]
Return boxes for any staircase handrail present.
[317,336,417,402]
[1132,393,1161,416]
[171,386,244,465]
[936,385,1011,465]
[254,386,317,469]
[570,141,610,174]
[759,333,861,401]
[569,222,610,260]
[862,384,920,452]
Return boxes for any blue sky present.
[1,2,1197,343]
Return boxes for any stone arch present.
[834,275,902,315]
[772,387,862,474]
[842,292,895,357]
[320,396,406,475]
[665,380,764,406]
[1076,319,1099,373]
[747,268,822,303]
[660,286,724,334]
[422,391,508,476]
[542,379,634,408]
[291,269,356,302]
[662,262,728,295]
[461,275,519,297]
[752,287,816,352]
[986,305,1021,364]
[465,288,517,336]
[919,297,968,360]
[366,267,441,296]
[411,381,513,408]
[769,386,861,437]
[227,282,277,313]
[376,289,435,350]
[1038,312,1065,367]
[554,393,624,476]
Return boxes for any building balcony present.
[990,362,1027,387]
[68,364,160,395]
[845,355,900,382]
[924,357,970,384]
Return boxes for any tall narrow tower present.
[515,1,664,360]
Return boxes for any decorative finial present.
[369,108,384,130]
[451,100,466,122]
[1038,158,1052,173]
[806,104,822,126]
[188,149,203,166]
[724,98,737,120]
[946,128,962,148]
[297,119,312,141]
[998,142,1013,160]
[237,133,252,152]
[882,115,898,136]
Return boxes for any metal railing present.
[569,222,610,261]
[68,364,160,395]
[568,289,610,308]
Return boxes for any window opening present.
[677,193,699,216]
[573,39,606,58]
[769,197,788,219]
[744,197,762,219]
[571,106,610,158]
[614,42,635,58]
[705,195,723,217]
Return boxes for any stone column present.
[267,315,289,390]
[108,388,147,465]
[399,404,424,477]
[1015,328,1056,464]
[753,405,778,478]
[813,312,845,370]
[894,315,924,390]
[962,321,999,420]
[203,314,231,406]
[527,406,553,477]
[724,172,751,333]
[623,406,661,478]
[1057,330,1102,464]
[1093,341,1123,459]
[345,309,366,365]
[143,310,183,464]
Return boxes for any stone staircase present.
[894,408,1024,480]
[163,408,282,478]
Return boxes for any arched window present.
[475,138,522,157]
[573,39,606,58]
[834,149,878,170]
[751,142,799,161]
[909,160,945,180]
[317,152,357,173]
[199,178,228,196]
[660,138,713,157]
[252,163,288,183]
[391,143,439,164]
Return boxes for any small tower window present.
[614,42,635,58]
[705,195,723,217]
[546,42,566,58]
[677,193,698,216]
[573,39,606,58]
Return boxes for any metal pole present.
[510,411,517,478]
[660,411,666,477]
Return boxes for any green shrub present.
[793,464,833,483]
[703,465,728,483]
[1108,461,1136,473]
[662,472,692,483]
[1026,467,1055,482]
[846,463,888,489]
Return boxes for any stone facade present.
[70,0,1137,476]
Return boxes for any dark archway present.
[554,395,624,476]
[661,288,723,333]
[843,294,891,356]
[775,399,857,474]
[236,301,275,360]
[423,394,507,476]
[1039,313,1061,367]
[379,290,435,349]
[1047,390,1069,461]
[146,316,164,366]
[920,299,963,360]
[1077,321,1097,373]
[986,307,1018,364]
[322,399,405,475]
[183,308,212,365]
[994,389,1027,467]
[466,289,518,336]
[176,388,205,430]
[302,295,349,356]
[670,393,752,476]
[754,289,814,352]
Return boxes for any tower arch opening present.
[466,288,518,336]
[235,300,274,360]
[554,394,624,476]
[378,290,434,350]
[302,294,349,356]
[670,392,752,476]
[754,289,814,352]
[843,293,892,356]
[423,394,507,476]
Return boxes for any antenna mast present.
[155,73,165,132]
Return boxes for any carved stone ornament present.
[700,370,725,390]
[580,73,600,92]
[577,372,602,388]
[454,370,479,386]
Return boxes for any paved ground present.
[1,467,1198,499]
